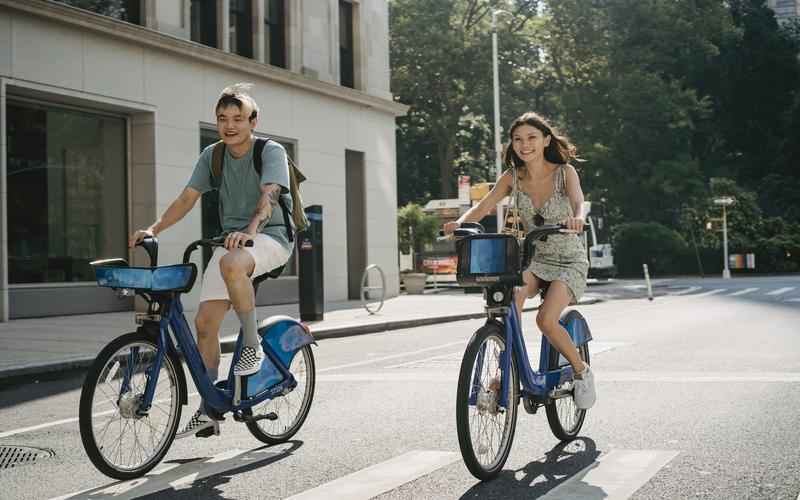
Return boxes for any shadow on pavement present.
[0,367,86,410]
[62,440,302,499]
[458,438,603,499]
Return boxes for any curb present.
[0,297,604,382]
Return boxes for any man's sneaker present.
[573,363,596,410]
[233,345,264,376]
[176,410,219,439]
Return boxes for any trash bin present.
[298,205,324,321]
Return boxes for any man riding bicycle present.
[129,83,293,438]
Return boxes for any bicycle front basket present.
[94,264,197,293]
[456,234,521,287]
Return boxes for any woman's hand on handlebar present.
[129,228,155,248]
[562,217,586,233]
[443,221,461,234]
[224,231,255,250]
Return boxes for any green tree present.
[391,0,542,202]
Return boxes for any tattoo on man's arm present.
[253,184,282,232]
[265,184,281,207]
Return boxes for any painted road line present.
[695,288,727,297]
[728,287,759,296]
[318,370,800,383]
[50,446,288,500]
[669,286,701,296]
[317,340,466,373]
[385,341,631,370]
[539,449,679,500]
[785,298,800,303]
[285,450,459,500]
[767,287,795,296]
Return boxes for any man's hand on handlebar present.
[224,231,255,250]
[129,229,155,248]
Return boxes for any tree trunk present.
[438,140,456,199]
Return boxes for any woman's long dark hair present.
[503,112,577,176]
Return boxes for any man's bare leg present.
[195,299,231,375]
[220,250,262,375]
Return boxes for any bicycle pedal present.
[195,426,219,438]
[247,412,278,423]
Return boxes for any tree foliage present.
[391,0,800,273]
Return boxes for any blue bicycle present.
[78,237,315,480]
[451,223,593,480]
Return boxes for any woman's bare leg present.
[514,271,541,322]
[536,280,585,373]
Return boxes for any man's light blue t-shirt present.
[187,139,293,253]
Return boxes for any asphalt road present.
[0,276,798,500]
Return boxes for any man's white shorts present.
[199,233,292,303]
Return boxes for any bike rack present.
[360,264,386,314]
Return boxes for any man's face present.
[216,104,256,147]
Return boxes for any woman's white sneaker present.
[573,364,596,410]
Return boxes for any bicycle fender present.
[560,310,592,347]
[258,315,316,369]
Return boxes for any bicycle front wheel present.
[246,344,315,444]
[456,322,519,480]
[79,332,184,480]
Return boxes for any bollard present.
[643,264,654,301]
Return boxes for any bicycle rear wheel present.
[246,345,315,444]
[456,322,519,480]
[79,332,184,480]
[545,312,590,441]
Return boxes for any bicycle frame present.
[135,293,307,415]
[471,300,592,409]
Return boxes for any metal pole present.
[492,12,503,233]
[643,264,653,301]
[722,204,731,279]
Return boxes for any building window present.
[55,0,142,24]
[339,0,355,88]
[6,100,127,284]
[191,0,218,48]
[230,0,254,58]
[199,129,298,276]
[264,0,287,68]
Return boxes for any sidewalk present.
[0,290,602,381]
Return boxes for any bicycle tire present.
[545,311,590,441]
[79,331,185,480]
[456,321,519,480]
[246,345,315,444]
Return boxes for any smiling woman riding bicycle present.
[444,112,596,410]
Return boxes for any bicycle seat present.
[252,264,286,294]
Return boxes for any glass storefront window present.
[6,100,127,284]
[55,0,142,25]
[199,128,297,276]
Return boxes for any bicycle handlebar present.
[182,236,254,264]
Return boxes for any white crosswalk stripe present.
[767,287,795,296]
[49,447,287,500]
[728,287,759,296]
[286,450,459,500]
[695,288,727,297]
[539,449,679,500]
[669,286,701,296]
